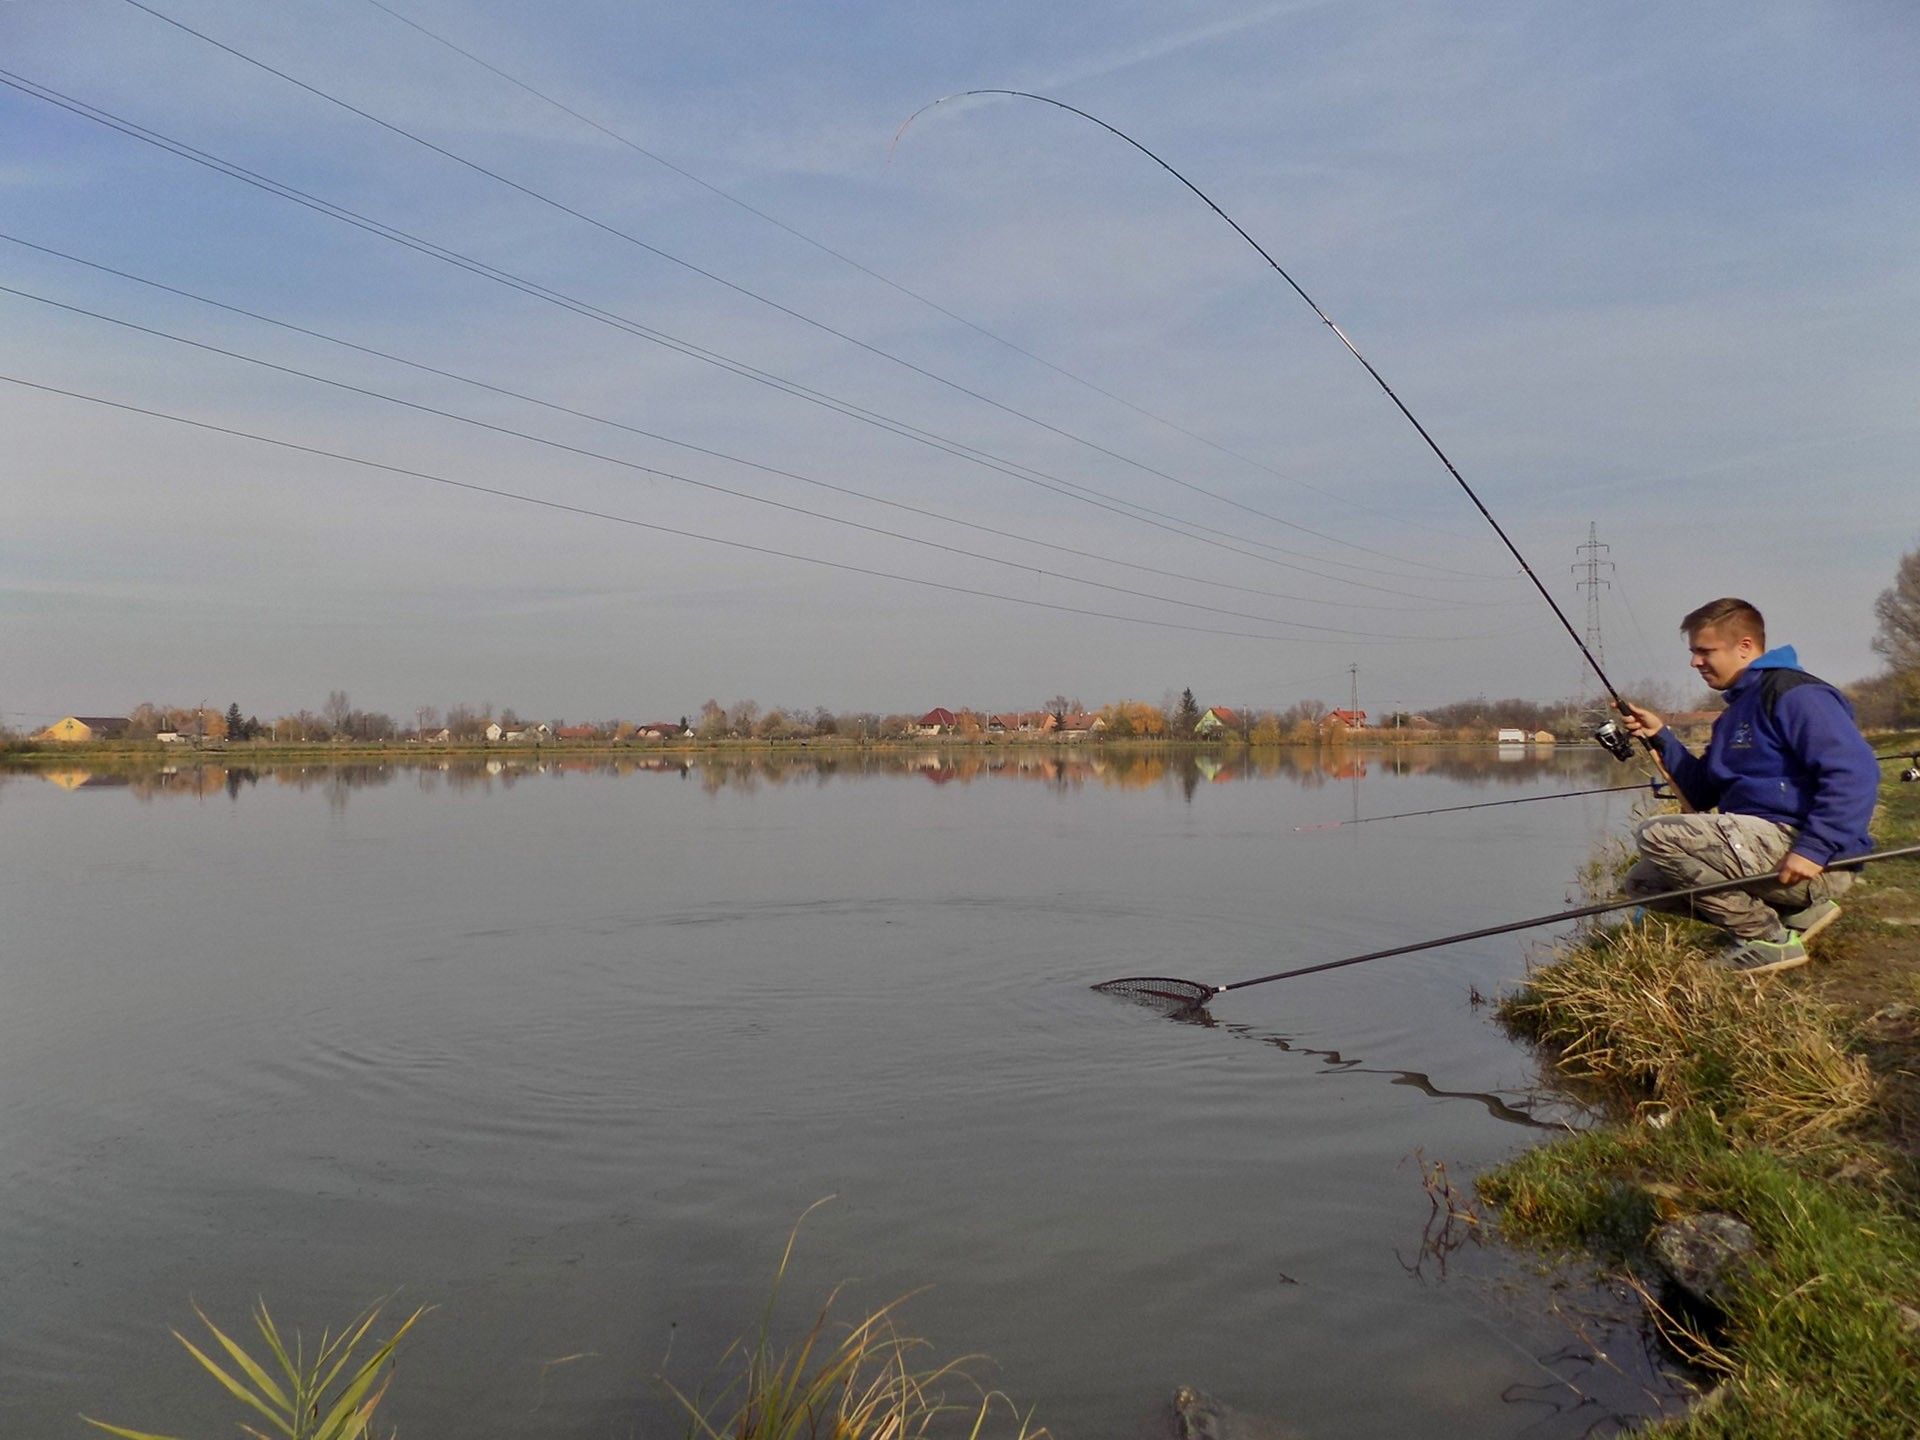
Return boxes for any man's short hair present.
[1682,597,1766,646]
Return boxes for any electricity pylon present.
[1572,522,1614,729]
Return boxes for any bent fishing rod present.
[1300,752,1917,833]
[1295,779,1668,832]
[1092,841,1920,1009]
[896,91,1679,796]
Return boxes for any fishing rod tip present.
[889,90,1032,163]
[887,92,975,162]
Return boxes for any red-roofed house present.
[918,708,957,736]
[1193,706,1242,735]
[1324,709,1367,730]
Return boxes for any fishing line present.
[1092,841,1920,1008]
[3,282,1518,645]
[0,233,1505,619]
[1,371,1539,648]
[119,0,1489,581]
[895,90,1680,785]
[1607,571,1662,679]
[0,70,1501,604]
[358,0,1480,546]
[1293,780,1668,832]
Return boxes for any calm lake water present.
[1,747,1688,1437]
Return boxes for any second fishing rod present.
[1298,750,1920,834]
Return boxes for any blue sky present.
[2,0,1915,724]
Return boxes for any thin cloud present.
[1035,0,1333,92]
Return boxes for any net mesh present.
[1091,976,1217,1009]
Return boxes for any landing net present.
[1091,975,1218,1010]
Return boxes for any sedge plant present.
[85,1299,425,1440]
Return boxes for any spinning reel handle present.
[1592,719,1636,762]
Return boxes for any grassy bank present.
[1480,742,1920,1436]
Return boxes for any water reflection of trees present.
[6,743,1615,807]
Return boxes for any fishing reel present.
[1903,755,1920,784]
[1593,720,1636,762]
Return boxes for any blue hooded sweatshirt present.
[1653,645,1879,865]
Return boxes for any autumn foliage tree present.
[1100,700,1168,738]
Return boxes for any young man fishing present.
[1618,597,1880,975]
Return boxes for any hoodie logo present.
[1729,720,1754,750]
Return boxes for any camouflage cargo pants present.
[1625,812,1854,941]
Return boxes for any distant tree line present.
[45,539,1920,752]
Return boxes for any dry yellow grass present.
[1501,921,1876,1153]
[666,1204,1047,1440]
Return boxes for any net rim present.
[1091,975,1218,1001]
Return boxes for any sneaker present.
[1778,899,1841,942]
[1717,932,1809,976]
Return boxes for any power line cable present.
[4,284,1500,641]
[0,233,1511,618]
[0,372,1537,647]
[0,68,1511,604]
[360,0,1478,544]
[122,0,1491,578]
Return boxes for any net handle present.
[1221,842,1920,992]
[1093,842,1920,1000]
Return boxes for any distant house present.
[1324,709,1367,730]
[421,727,452,743]
[555,725,598,742]
[36,715,131,743]
[483,722,505,743]
[1496,728,1527,744]
[1057,712,1107,738]
[155,730,188,745]
[634,721,692,740]
[1193,706,1242,735]
[1020,711,1058,734]
[918,707,957,736]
